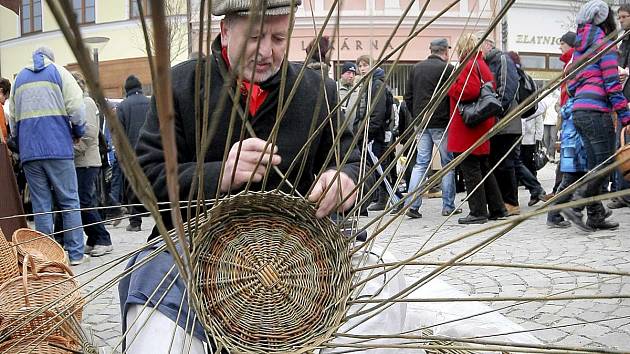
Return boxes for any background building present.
[193,0,496,95]
[0,0,189,98]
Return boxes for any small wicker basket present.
[12,228,68,271]
[191,191,352,353]
[0,228,19,284]
[0,255,83,339]
[618,126,630,182]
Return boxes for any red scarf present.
[221,47,269,116]
[560,48,574,107]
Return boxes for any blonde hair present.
[456,33,479,59]
[71,71,86,93]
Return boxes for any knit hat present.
[341,62,356,75]
[212,0,302,16]
[576,0,609,25]
[124,75,142,93]
[560,31,577,47]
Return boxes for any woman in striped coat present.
[561,0,630,231]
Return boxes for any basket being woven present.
[0,255,83,339]
[12,228,68,270]
[191,191,352,353]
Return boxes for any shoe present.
[604,208,613,219]
[126,224,141,232]
[84,245,94,254]
[528,193,549,207]
[442,208,463,216]
[546,220,571,228]
[489,210,508,220]
[560,209,592,232]
[458,214,488,224]
[390,204,404,215]
[367,202,387,212]
[405,208,422,219]
[359,208,368,217]
[607,198,629,209]
[505,203,520,216]
[90,245,113,257]
[70,255,90,266]
[586,219,619,231]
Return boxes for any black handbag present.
[458,63,503,127]
[534,141,549,170]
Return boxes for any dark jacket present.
[485,48,522,135]
[117,88,150,148]
[354,68,388,143]
[404,54,454,129]
[135,36,361,204]
[619,38,630,69]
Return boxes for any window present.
[73,0,95,24]
[130,0,152,18]
[21,0,42,35]
[520,54,546,70]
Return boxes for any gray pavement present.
[74,163,630,352]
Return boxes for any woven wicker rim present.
[12,228,67,266]
[190,191,352,353]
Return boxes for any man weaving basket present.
[119,0,364,351]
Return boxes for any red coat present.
[559,48,574,107]
[447,52,496,156]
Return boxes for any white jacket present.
[542,90,560,126]
[522,97,545,145]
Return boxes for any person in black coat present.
[116,75,151,232]
[402,38,459,218]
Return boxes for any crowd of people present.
[0,46,151,264]
[334,0,630,230]
[1,0,629,271]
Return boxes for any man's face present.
[357,61,370,75]
[481,40,493,56]
[559,41,572,54]
[220,14,290,83]
[619,10,630,30]
[0,90,6,105]
[340,70,355,85]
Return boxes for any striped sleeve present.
[600,50,630,125]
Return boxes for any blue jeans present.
[77,167,112,247]
[23,159,84,260]
[406,128,455,211]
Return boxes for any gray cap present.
[430,38,451,50]
[212,0,302,16]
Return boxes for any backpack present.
[515,67,538,118]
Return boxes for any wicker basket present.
[618,126,630,182]
[12,228,68,271]
[0,335,81,354]
[190,191,352,353]
[0,255,83,339]
[0,228,19,284]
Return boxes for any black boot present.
[586,219,619,231]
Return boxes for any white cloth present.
[125,246,541,354]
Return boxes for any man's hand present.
[620,67,629,85]
[308,170,357,219]
[220,138,281,193]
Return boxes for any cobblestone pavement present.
[74,164,630,352]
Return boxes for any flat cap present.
[430,38,451,49]
[212,0,302,16]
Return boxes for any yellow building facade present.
[0,0,188,98]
